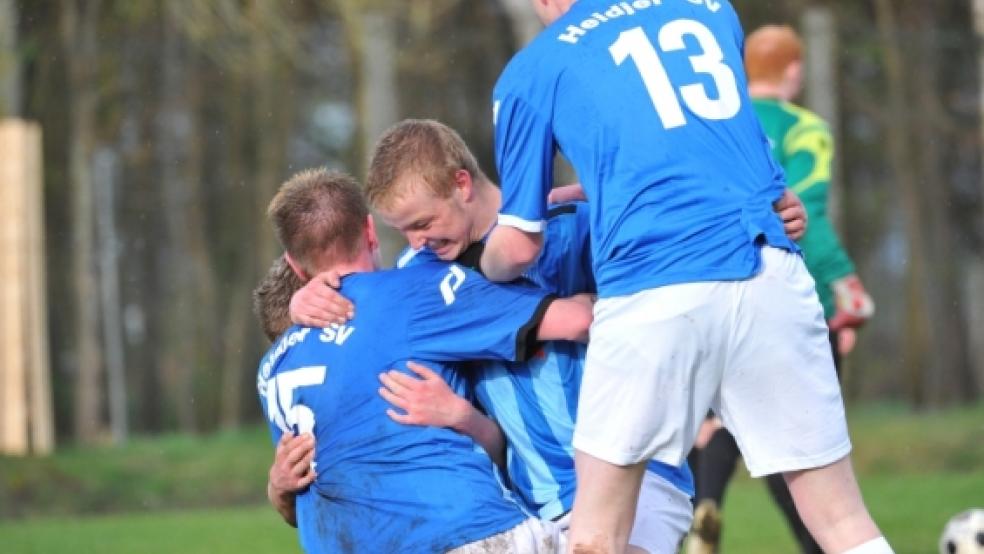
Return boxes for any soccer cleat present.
[685,499,722,554]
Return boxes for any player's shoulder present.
[781,101,827,126]
[494,18,573,99]
[395,245,440,268]
[257,325,318,385]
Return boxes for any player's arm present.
[379,361,506,470]
[266,433,316,527]
[547,183,587,205]
[538,293,593,343]
[544,181,806,241]
[289,270,355,328]
[482,90,554,282]
[480,225,544,282]
[409,265,590,364]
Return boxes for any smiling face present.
[376,173,477,261]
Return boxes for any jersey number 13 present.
[610,20,741,129]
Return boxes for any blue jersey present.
[256,262,554,553]
[399,203,694,520]
[493,0,797,299]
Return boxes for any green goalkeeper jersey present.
[753,97,855,319]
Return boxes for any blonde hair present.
[366,119,488,210]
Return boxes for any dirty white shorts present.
[573,247,852,477]
[447,517,565,553]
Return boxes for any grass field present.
[1,402,981,553]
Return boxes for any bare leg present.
[568,450,647,554]
[784,456,889,554]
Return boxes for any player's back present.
[753,97,828,170]
[494,0,797,297]
[257,264,528,553]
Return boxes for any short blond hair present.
[366,119,488,210]
[745,25,802,85]
[267,168,368,276]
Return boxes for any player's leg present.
[686,425,739,553]
[784,457,886,553]
[628,470,693,554]
[568,453,647,553]
[765,471,823,553]
[570,285,728,554]
[693,425,740,506]
[720,246,889,554]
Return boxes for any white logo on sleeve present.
[440,265,467,305]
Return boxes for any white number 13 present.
[610,20,741,129]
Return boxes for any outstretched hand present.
[289,270,354,328]
[378,361,470,430]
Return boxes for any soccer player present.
[478,2,891,553]
[255,168,591,553]
[287,119,695,553]
[746,24,874,356]
[685,24,877,554]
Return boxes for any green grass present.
[0,506,297,554]
[0,402,981,553]
[0,427,273,518]
[717,467,982,553]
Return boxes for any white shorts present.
[551,470,692,554]
[573,246,852,477]
[447,517,565,553]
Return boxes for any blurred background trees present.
[0,0,980,446]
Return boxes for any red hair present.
[745,25,802,85]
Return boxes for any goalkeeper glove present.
[828,274,874,331]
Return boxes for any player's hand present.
[269,433,317,494]
[289,270,354,327]
[378,361,471,431]
[773,188,807,241]
[837,328,858,356]
[828,274,875,331]
[547,183,586,204]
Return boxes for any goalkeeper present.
[686,24,875,554]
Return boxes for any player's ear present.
[365,214,379,252]
[284,251,310,282]
[783,60,803,98]
[452,169,474,201]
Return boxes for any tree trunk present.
[156,10,215,433]
[0,0,20,117]
[873,0,933,408]
[93,147,128,443]
[62,0,105,444]
[801,6,841,227]
[970,0,984,399]
[908,6,977,405]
